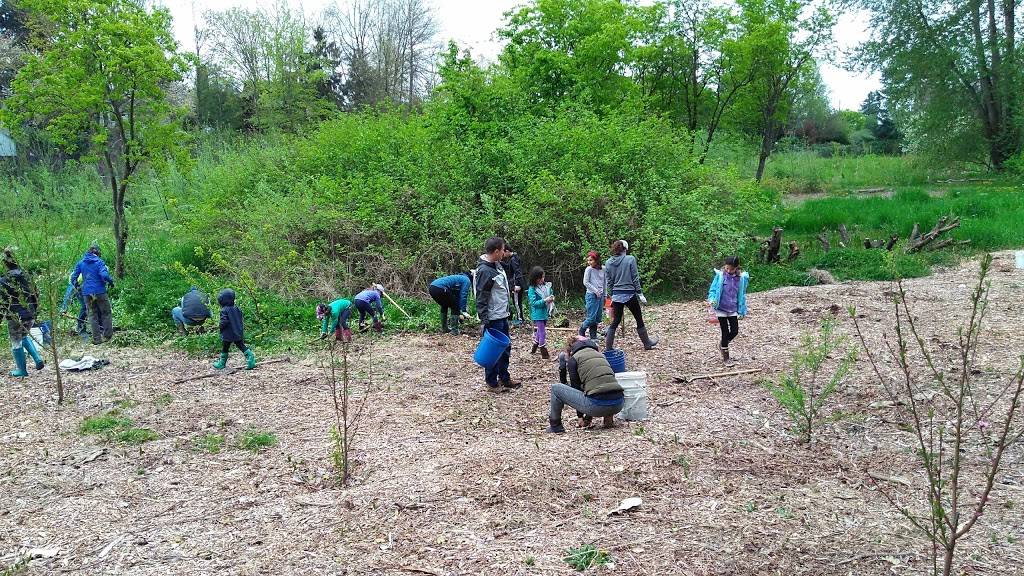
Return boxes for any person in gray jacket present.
[475,236,520,391]
[604,239,658,351]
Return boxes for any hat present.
[373,283,385,292]
[316,303,329,320]
[619,240,629,252]
[2,247,17,268]
[88,241,101,255]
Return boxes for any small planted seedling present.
[116,428,159,445]
[240,430,277,453]
[523,556,536,567]
[80,413,133,435]
[195,433,225,454]
[675,454,691,479]
[564,544,611,571]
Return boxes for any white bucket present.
[615,371,648,421]
[1015,250,1024,269]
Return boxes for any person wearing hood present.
[548,336,624,433]
[2,248,44,377]
[604,240,658,351]
[68,242,115,345]
[172,286,212,335]
[429,272,472,335]
[213,288,256,370]
[501,243,526,325]
[353,283,385,332]
[475,236,519,391]
[59,267,88,336]
[317,298,353,342]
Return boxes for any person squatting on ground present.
[2,248,44,377]
[429,273,471,335]
[172,286,212,335]
[501,244,527,326]
[475,236,520,391]
[707,256,749,363]
[60,267,88,336]
[213,289,256,370]
[579,250,605,340]
[548,336,624,433]
[69,242,115,345]
[527,266,554,359]
[317,298,353,342]
[604,240,658,351]
[353,284,385,332]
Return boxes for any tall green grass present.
[763,152,952,193]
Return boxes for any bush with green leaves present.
[762,316,857,444]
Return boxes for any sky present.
[162,0,881,111]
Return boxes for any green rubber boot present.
[244,348,256,370]
[22,337,44,370]
[9,347,28,377]
[213,352,228,369]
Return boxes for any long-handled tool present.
[380,290,412,320]
[673,368,762,383]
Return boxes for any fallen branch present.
[673,368,762,383]
[168,356,292,385]
[906,215,961,253]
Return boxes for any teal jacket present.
[322,298,352,333]
[527,284,551,321]
[707,269,749,316]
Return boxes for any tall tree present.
[2,0,188,278]
[849,0,1021,168]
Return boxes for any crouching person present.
[172,286,212,335]
[548,336,624,433]
[213,289,255,370]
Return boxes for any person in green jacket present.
[317,299,353,342]
[548,336,625,433]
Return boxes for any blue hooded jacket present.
[430,274,471,313]
[707,269,749,317]
[217,289,245,343]
[70,252,114,297]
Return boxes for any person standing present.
[213,288,256,370]
[502,243,526,325]
[1,248,44,377]
[59,268,88,336]
[475,237,519,390]
[578,250,605,340]
[429,273,472,335]
[527,266,554,359]
[171,286,212,335]
[604,240,658,351]
[68,242,115,345]
[707,256,749,363]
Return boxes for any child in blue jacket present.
[527,266,554,359]
[707,256,749,363]
[429,273,471,335]
[213,289,256,369]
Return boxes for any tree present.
[736,0,834,181]
[0,0,29,100]
[849,0,1021,168]
[859,90,902,153]
[2,0,188,278]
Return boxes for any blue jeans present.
[483,318,511,386]
[579,292,601,338]
[549,383,623,420]
[172,307,207,328]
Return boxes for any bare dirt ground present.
[3,253,1024,575]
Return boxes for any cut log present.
[786,241,800,262]
[854,187,890,194]
[765,227,783,263]
[816,231,830,252]
[884,234,899,251]
[864,238,884,249]
[906,215,961,253]
[838,224,851,246]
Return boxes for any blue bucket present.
[603,349,626,373]
[474,328,511,368]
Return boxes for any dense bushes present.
[181,109,776,299]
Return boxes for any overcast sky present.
[162,0,880,111]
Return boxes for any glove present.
[639,294,648,305]
[59,306,67,314]
[460,311,472,320]
[319,332,327,340]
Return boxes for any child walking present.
[527,266,554,359]
[578,250,604,340]
[214,288,256,369]
[707,256,749,363]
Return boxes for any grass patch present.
[154,393,173,408]
[195,433,225,454]
[240,430,277,453]
[115,428,159,444]
[564,544,611,571]
[80,413,133,435]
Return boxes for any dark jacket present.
[217,289,245,343]
[558,339,623,398]
[475,256,510,322]
[181,287,212,321]
[1,267,38,322]
[502,253,525,289]
[70,252,114,297]
[430,274,472,313]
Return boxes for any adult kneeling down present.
[548,337,624,433]
[172,286,212,334]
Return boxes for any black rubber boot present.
[531,342,539,354]
[720,346,730,362]
[548,419,565,433]
[604,330,616,351]
[637,327,659,350]
[540,346,550,360]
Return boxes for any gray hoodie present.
[474,255,510,322]
[604,254,641,296]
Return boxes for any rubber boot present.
[9,347,28,377]
[213,352,228,369]
[548,419,565,433]
[342,328,352,343]
[589,325,597,340]
[22,337,44,370]
[531,342,539,355]
[720,346,730,362]
[450,317,461,336]
[244,349,256,370]
[604,329,616,351]
[440,315,449,334]
[540,346,550,360]
[637,327,659,350]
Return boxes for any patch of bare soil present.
[3,253,1024,575]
